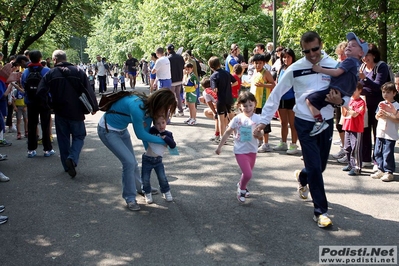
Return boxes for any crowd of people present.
[1,30,398,229]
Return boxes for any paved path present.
[1,83,398,265]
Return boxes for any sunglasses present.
[302,46,320,54]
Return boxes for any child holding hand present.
[215,91,262,203]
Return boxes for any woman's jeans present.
[97,125,142,203]
[141,154,170,194]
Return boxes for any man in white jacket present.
[254,31,350,228]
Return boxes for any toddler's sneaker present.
[44,149,56,157]
[286,144,299,155]
[309,120,329,136]
[163,191,173,202]
[145,193,153,204]
[257,143,272,153]
[273,141,287,151]
[27,150,37,158]
[236,186,246,203]
[237,182,250,197]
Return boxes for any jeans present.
[97,125,142,203]
[295,117,333,216]
[374,137,396,173]
[98,75,107,93]
[170,85,183,113]
[55,115,86,171]
[141,154,170,194]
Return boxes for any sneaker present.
[0,215,8,225]
[183,117,192,123]
[0,154,8,161]
[209,135,220,141]
[286,144,299,155]
[381,172,394,182]
[237,183,250,197]
[313,213,333,228]
[342,165,351,171]
[187,119,197,126]
[294,170,309,200]
[163,191,173,202]
[27,150,37,158]
[65,158,77,178]
[237,189,246,203]
[332,139,342,145]
[127,201,140,211]
[332,148,346,159]
[370,170,384,179]
[273,141,287,151]
[8,126,17,133]
[145,193,153,204]
[0,172,10,182]
[348,168,361,176]
[0,205,4,213]
[0,140,12,147]
[337,156,348,164]
[372,164,379,173]
[176,111,184,117]
[257,143,272,153]
[44,149,56,157]
[309,120,329,136]
[362,161,374,168]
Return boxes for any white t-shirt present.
[376,101,399,141]
[97,61,106,76]
[153,56,171,80]
[229,113,262,154]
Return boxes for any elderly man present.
[37,50,99,178]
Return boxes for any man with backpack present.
[20,50,54,158]
[37,50,98,178]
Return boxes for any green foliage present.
[279,0,399,70]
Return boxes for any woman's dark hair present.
[142,89,176,120]
[367,43,380,63]
[151,52,157,59]
[280,48,296,69]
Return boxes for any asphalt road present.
[0,83,398,266]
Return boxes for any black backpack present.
[25,66,43,102]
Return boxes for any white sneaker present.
[332,139,342,145]
[294,170,309,200]
[332,148,346,159]
[187,119,197,126]
[176,111,184,117]
[209,135,220,141]
[273,141,287,151]
[337,156,348,164]
[0,172,10,182]
[370,170,384,179]
[372,164,379,173]
[145,193,153,204]
[309,120,329,136]
[258,143,272,153]
[183,117,192,123]
[163,191,173,202]
[286,144,299,155]
[381,172,394,182]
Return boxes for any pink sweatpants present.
[235,153,257,190]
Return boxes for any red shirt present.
[342,97,366,133]
[232,74,241,99]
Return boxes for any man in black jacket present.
[167,44,185,116]
[37,50,99,178]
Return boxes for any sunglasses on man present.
[302,46,320,54]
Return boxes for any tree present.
[279,0,399,69]
[0,0,108,60]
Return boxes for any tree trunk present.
[378,0,387,62]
